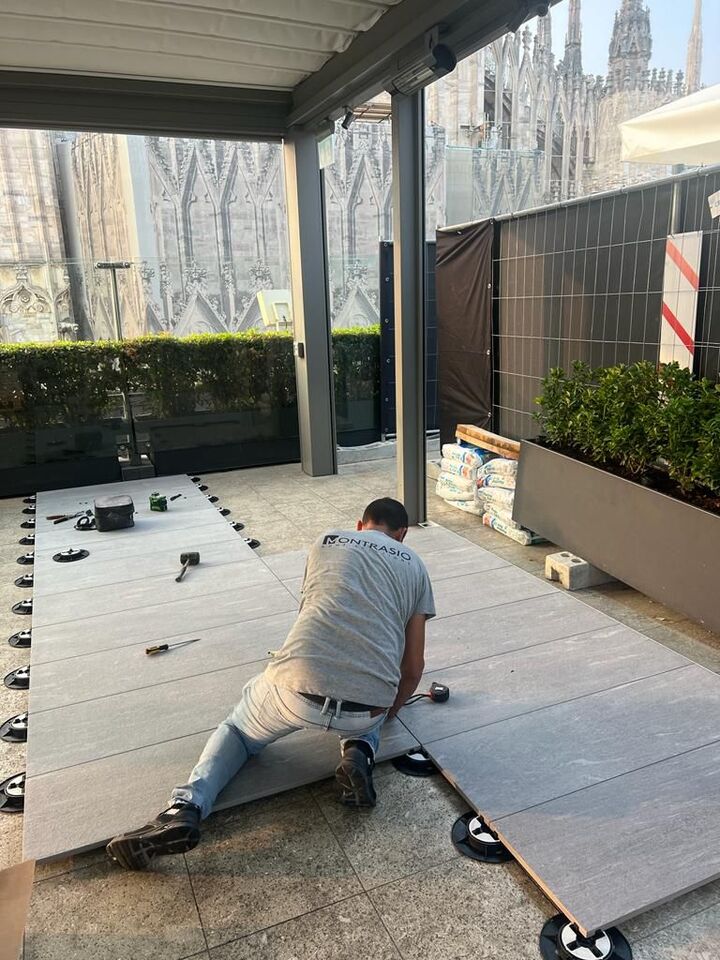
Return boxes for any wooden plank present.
[455,424,521,459]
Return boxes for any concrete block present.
[545,551,617,590]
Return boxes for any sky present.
[549,0,718,86]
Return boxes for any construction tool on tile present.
[170,493,183,502]
[404,681,450,705]
[149,492,168,511]
[145,638,200,656]
[175,551,200,582]
[46,510,88,524]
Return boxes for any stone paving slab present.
[494,740,720,934]
[431,566,555,619]
[425,664,720,820]
[423,591,614,672]
[32,539,257,596]
[23,719,418,862]
[398,625,688,745]
[28,611,297,712]
[30,580,297,664]
[32,522,239,561]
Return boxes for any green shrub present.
[0,340,124,429]
[535,361,720,494]
[0,328,381,428]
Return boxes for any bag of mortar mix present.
[478,473,517,491]
[440,458,479,481]
[449,498,484,517]
[475,486,515,509]
[482,503,523,530]
[479,457,518,477]
[436,473,475,501]
[441,443,494,469]
[482,513,539,546]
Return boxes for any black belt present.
[299,693,380,713]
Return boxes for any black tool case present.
[94,495,135,532]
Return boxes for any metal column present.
[391,91,426,524]
[283,130,337,477]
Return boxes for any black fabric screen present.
[436,219,494,446]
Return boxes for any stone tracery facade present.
[0,0,705,341]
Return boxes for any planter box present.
[513,440,720,634]
[0,424,120,498]
[141,408,300,476]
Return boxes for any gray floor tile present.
[31,580,298,663]
[399,625,688,744]
[32,557,274,627]
[26,661,267,775]
[261,549,307,581]
[314,768,466,890]
[282,577,303,600]
[431,566,555,619]
[32,539,256,596]
[495,740,720,933]
[630,900,720,959]
[33,522,239,562]
[186,791,362,947]
[420,543,510,580]
[23,720,416,861]
[622,879,720,942]
[369,857,552,960]
[424,591,614,671]
[208,894,401,960]
[427,664,720,819]
[25,857,206,960]
[29,611,297,711]
[403,524,470,555]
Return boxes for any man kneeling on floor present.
[108,497,435,870]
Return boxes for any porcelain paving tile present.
[31,558,276,627]
[426,664,720,820]
[494,741,720,933]
[23,719,417,862]
[31,580,298,663]
[430,566,556,619]
[29,611,297,711]
[399,624,688,744]
[424,591,614,671]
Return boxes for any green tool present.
[149,492,168,512]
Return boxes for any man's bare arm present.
[387,613,426,719]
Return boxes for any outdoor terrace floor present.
[2,455,720,959]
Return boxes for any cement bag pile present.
[475,458,541,546]
[434,443,493,516]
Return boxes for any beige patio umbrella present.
[620,83,720,165]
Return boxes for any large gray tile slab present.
[403,524,470,555]
[419,542,510,580]
[29,610,297,711]
[427,664,720,820]
[33,521,239,562]
[33,538,257,596]
[495,741,720,934]
[399,624,688,744]
[31,580,298,663]
[261,549,307,581]
[27,661,270,775]
[31,557,276,627]
[431,565,556,618]
[424,591,615,671]
[23,718,417,861]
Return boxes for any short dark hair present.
[362,497,409,531]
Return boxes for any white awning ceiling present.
[0,0,402,89]
[620,84,720,166]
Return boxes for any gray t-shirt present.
[264,529,436,708]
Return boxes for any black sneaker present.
[335,742,377,808]
[106,803,201,870]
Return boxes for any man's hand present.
[387,613,426,719]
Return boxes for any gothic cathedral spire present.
[563,0,583,76]
[608,0,652,90]
[685,0,702,93]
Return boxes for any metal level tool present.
[149,492,168,511]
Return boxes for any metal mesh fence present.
[493,167,720,440]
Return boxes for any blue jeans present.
[172,672,387,818]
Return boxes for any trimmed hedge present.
[535,361,720,494]
[0,329,380,428]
